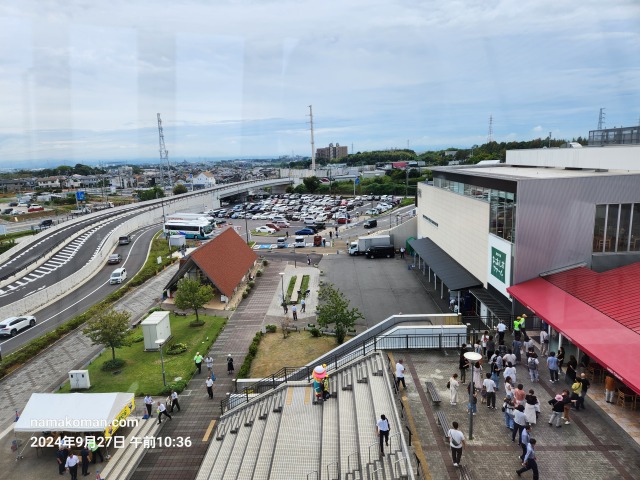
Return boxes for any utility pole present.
[598,108,606,130]
[308,105,316,171]
[157,113,173,191]
[548,131,552,148]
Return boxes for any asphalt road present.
[0,224,160,355]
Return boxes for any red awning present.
[508,277,640,395]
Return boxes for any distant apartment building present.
[193,171,216,189]
[316,143,348,161]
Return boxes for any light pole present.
[155,338,167,386]
[279,272,286,313]
[243,205,249,244]
[464,351,482,440]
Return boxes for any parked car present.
[255,226,276,234]
[2,208,13,214]
[265,223,281,232]
[295,227,315,235]
[277,237,287,248]
[294,236,306,248]
[0,315,36,337]
[27,204,44,212]
[365,209,379,215]
[337,216,351,224]
[364,219,377,229]
[8,202,18,207]
[365,245,395,259]
[108,253,122,264]
[274,220,290,228]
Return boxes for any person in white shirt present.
[170,390,181,412]
[143,394,154,417]
[447,421,466,467]
[376,414,391,455]
[481,331,490,357]
[503,350,516,367]
[65,451,79,480]
[482,373,497,409]
[504,362,517,384]
[497,319,507,344]
[157,401,172,424]
[206,375,214,399]
[205,355,214,374]
[539,329,549,356]
[395,360,407,390]
[449,373,460,405]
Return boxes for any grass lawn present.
[249,330,336,378]
[58,313,226,396]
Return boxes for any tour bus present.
[166,213,217,226]
[164,219,214,240]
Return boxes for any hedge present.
[237,331,264,378]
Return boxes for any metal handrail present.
[326,461,339,480]
[367,440,379,463]
[392,452,407,478]
[388,432,401,454]
[305,470,318,480]
[347,450,360,474]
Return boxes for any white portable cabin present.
[140,311,172,351]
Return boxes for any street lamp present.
[464,351,482,440]
[155,338,167,386]
[243,205,250,244]
[279,272,286,313]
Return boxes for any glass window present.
[632,203,640,252]
[618,204,632,251]
[593,205,607,252]
[605,204,618,253]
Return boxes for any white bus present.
[166,213,217,226]
[164,219,214,240]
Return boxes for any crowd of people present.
[445,319,599,479]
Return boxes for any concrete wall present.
[417,183,490,287]
[507,145,640,170]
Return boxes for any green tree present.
[316,283,363,344]
[174,277,214,322]
[173,184,188,195]
[83,309,132,361]
[302,176,321,193]
[136,186,164,201]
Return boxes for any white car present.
[0,315,36,337]
[255,226,276,234]
[251,214,262,220]
[365,209,379,215]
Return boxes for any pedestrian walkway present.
[393,345,640,480]
[129,259,286,480]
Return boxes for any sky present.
[0,0,639,167]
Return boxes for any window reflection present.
[593,203,640,254]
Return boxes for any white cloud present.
[0,0,639,164]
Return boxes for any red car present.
[265,223,281,232]
[337,216,351,224]
[28,204,44,212]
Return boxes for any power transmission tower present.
[157,113,173,190]
[487,115,494,143]
[598,108,606,130]
[308,105,316,171]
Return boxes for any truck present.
[91,202,114,210]
[348,234,392,256]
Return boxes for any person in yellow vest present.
[194,352,203,374]
[87,437,103,463]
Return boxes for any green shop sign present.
[491,247,506,283]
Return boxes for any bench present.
[425,381,441,405]
[458,464,473,480]
[436,410,450,439]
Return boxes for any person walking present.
[459,347,470,384]
[483,373,497,409]
[481,330,490,357]
[504,376,515,400]
[87,438,103,464]
[566,355,578,383]
[524,389,539,425]
[194,352,203,374]
[307,255,311,265]
[527,353,540,382]
[557,347,565,373]
[497,319,507,345]
[57,446,68,476]
[301,298,306,312]
[376,414,391,455]
[472,362,483,391]
[547,352,559,383]
[604,373,616,403]
[449,373,460,405]
[516,438,539,479]
[539,329,549,356]
[170,390,181,412]
[467,383,478,415]
[512,405,527,443]
[503,396,515,430]
[447,421,466,467]
[79,444,90,477]
[513,338,522,365]
[227,354,234,375]
[157,401,172,424]
[503,349,517,369]
[395,359,407,390]
[65,450,80,480]
[486,335,496,361]
[504,362,517,385]
[143,394,154,418]
[205,355,214,374]
[206,375,214,399]
[518,425,532,461]
[561,389,573,424]
[548,394,566,427]
[292,304,298,321]
[514,384,526,407]
[570,379,582,411]
[577,372,590,410]
[490,357,501,390]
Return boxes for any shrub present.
[189,320,205,327]
[242,291,249,299]
[167,342,188,355]
[131,334,144,343]
[265,324,277,333]
[256,269,263,277]
[309,327,321,337]
[248,281,255,288]
[101,358,125,371]
[262,259,269,266]
[160,379,188,396]
[237,331,264,378]
[148,306,162,314]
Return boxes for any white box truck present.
[349,234,392,256]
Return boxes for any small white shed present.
[140,311,172,351]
